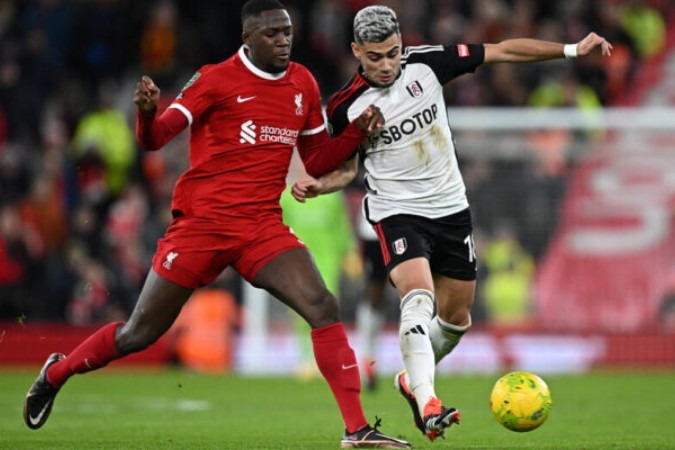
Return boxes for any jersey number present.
[464,234,476,262]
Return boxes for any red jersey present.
[167,46,326,221]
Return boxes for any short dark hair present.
[241,0,286,26]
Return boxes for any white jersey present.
[327,44,485,223]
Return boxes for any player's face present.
[243,9,293,73]
[351,33,402,88]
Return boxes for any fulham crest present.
[406,81,423,99]
[393,238,407,255]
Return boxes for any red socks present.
[311,322,367,434]
[46,322,124,388]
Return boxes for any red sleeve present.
[135,107,189,151]
[296,122,365,178]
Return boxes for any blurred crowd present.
[0,0,671,324]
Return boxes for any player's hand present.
[353,104,385,134]
[291,177,322,202]
[134,75,161,113]
[576,32,613,57]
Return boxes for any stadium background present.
[0,0,673,375]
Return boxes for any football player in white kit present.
[291,5,612,442]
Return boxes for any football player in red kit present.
[23,1,409,448]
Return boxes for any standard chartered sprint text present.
[260,125,299,145]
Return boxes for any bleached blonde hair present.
[353,5,400,45]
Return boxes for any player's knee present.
[115,322,161,354]
[305,291,339,328]
[438,308,472,328]
[400,289,434,322]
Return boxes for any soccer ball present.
[490,371,552,432]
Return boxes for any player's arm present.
[291,157,358,203]
[134,75,188,151]
[297,105,383,178]
[483,32,612,64]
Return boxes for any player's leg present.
[390,260,459,440]
[254,248,362,425]
[356,239,387,390]
[374,214,440,422]
[395,208,476,438]
[253,247,409,448]
[389,257,438,413]
[429,275,475,364]
[356,279,386,389]
[52,269,192,383]
[24,269,193,429]
[377,214,461,440]
[396,276,472,439]
[294,314,319,380]
[427,207,477,364]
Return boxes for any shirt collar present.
[238,45,287,80]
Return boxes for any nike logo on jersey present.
[28,401,52,426]
[237,95,256,103]
[341,363,359,370]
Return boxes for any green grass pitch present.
[1,368,674,449]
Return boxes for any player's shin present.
[356,303,385,363]
[399,289,436,411]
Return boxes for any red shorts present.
[152,215,304,288]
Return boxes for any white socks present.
[429,315,471,364]
[399,289,436,412]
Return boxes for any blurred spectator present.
[167,288,239,373]
[70,0,140,95]
[528,68,603,110]
[139,0,200,88]
[140,1,178,83]
[592,3,639,102]
[66,258,122,326]
[528,68,604,144]
[104,183,152,304]
[18,160,70,319]
[0,204,40,318]
[619,0,666,59]
[70,80,137,201]
[20,0,73,98]
[482,224,535,327]
[0,144,31,205]
[0,57,40,145]
[19,162,68,259]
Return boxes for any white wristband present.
[564,44,578,59]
